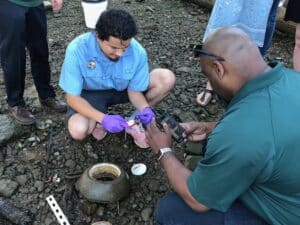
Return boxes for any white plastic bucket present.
[81,0,108,29]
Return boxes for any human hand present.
[181,122,214,142]
[51,0,63,12]
[101,115,129,133]
[136,107,155,125]
[145,120,172,154]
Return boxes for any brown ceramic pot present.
[76,163,130,203]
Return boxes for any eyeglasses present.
[193,44,225,61]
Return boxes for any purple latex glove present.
[101,115,129,133]
[136,107,155,125]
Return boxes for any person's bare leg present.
[145,68,176,106]
[68,113,105,140]
[196,81,213,106]
[293,24,300,72]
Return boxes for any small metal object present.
[52,173,61,183]
[87,60,96,69]
[46,195,70,225]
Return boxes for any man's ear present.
[212,61,225,80]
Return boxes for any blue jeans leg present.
[155,192,268,225]
[259,0,280,56]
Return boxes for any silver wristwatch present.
[157,147,173,160]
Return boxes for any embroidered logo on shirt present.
[87,60,96,69]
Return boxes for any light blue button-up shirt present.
[59,32,149,96]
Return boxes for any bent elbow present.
[185,197,210,213]
[190,203,210,212]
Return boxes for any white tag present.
[46,195,70,225]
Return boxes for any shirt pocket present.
[81,61,111,90]
[113,66,134,91]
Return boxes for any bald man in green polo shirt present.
[146,26,300,225]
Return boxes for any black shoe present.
[8,106,36,125]
[40,97,67,113]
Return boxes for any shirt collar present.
[228,62,283,108]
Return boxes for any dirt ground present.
[0,0,295,224]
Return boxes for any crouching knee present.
[161,68,176,90]
[68,116,89,141]
[151,68,176,91]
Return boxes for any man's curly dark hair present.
[96,9,138,41]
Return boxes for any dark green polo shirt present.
[8,0,43,7]
[187,62,300,225]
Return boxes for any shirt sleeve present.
[59,44,83,96]
[127,48,149,92]
[187,118,270,212]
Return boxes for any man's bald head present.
[205,26,253,51]
[199,26,269,102]
[203,26,263,75]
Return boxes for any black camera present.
[156,114,185,143]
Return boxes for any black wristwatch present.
[157,147,173,160]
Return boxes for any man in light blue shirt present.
[59,9,175,147]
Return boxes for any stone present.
[0,179,19,197]
[65,159,76,169]
[16,175,28,186]
[148,180,160,192]
[141,207,153,221]
[0,114,27,146]
[177,66,192,73]
[21,149,41,161]
[34,180,45,192]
